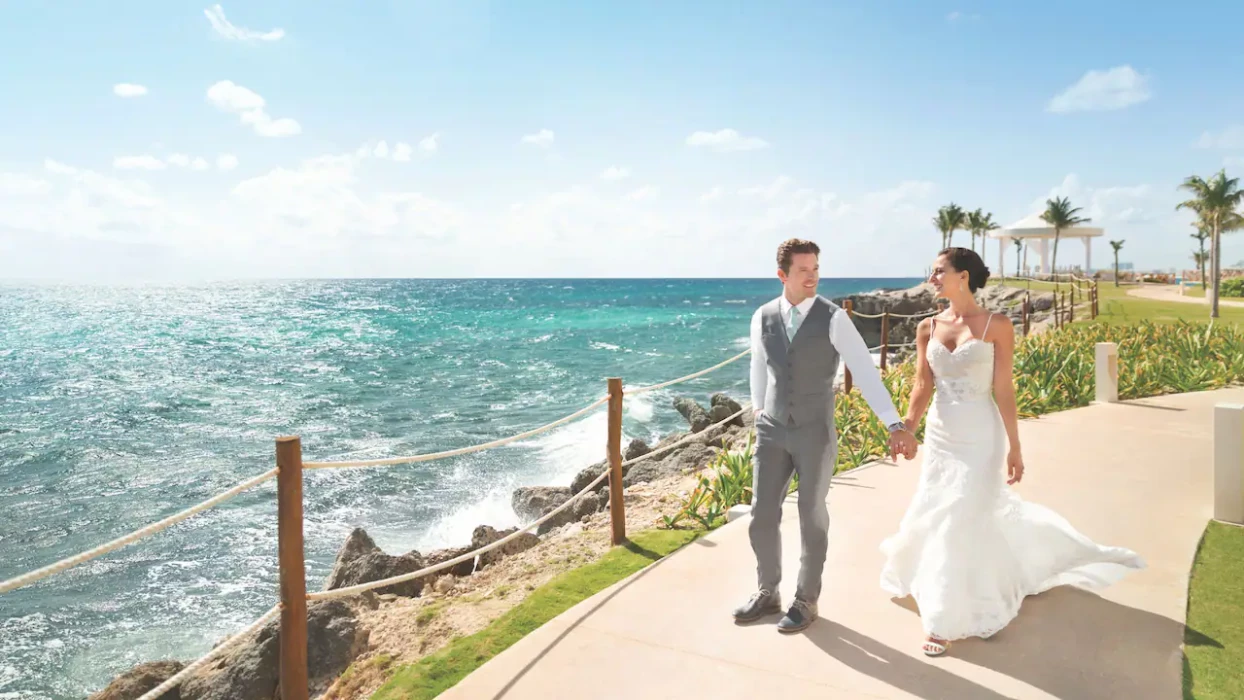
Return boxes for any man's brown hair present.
[776,238,821,273]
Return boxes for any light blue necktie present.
[787,305,801,341]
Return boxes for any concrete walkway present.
[1127,283,1244,308]
[443,388,1243,700]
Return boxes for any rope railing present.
[135,605,281,700]
[625,348,751,395]
[1,344,762,699]
[0,468,278,595]
[309,404,751,602]
[850,309,938,320]
[302,395,611,470]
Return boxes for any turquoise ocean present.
[0,277,919,698]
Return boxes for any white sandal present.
[922,637,949,656]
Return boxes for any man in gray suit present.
[734,238,917,633]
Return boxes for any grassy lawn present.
[370,527,704,699]
[989,278,1244,325]
[1183,521,1244,700]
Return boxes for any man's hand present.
[889,429,917,462]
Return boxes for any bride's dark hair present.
[938,247,991,292]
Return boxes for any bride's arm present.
[991,314,1022,453]
[901,318,935,431]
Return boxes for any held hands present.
[889,428,918,462]
[1007,449,1025,485]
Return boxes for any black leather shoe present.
[732,589,781,622]
[777,599,818,633]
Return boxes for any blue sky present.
[2,0,1243,280]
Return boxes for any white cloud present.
[946,11,980,22]
[373,141,390,159]
[114,155,167,171]
[419,132,440,153]
[686,128,769,152]
[1197,125,1244,150]
[625,185,658,201]
[0,173,51,196]
[113,83,148,98]
[520,129,555,148]
[230,153,467,247]
[600,166,631,181]
[2,152,960,278]
[739,175,796,200]
[217,154,239,171]
[392,142,413,162]
[204,4,285,43]
[1021,173,1216,273]
[1046,65,1152,114]
[206,80,302,137]
[699,187,723,202]
[115,153,219,171]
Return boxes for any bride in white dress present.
[879,247,1146,657]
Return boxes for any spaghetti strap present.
[982,313,993,339]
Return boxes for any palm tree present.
[1192,250,1209,288]
[1176,169,1244,318]
[1191,225,1211,290]
[1040,196,1090,288]
[1109,240,1125,287]
[933,203,966,249]
[966,208,1000,262]
[1013,238,1023,277]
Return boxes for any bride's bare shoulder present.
[986,312,1015,343]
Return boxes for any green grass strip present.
[1183,521,1244,699]
[371,527,704,699]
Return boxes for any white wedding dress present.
[879,323,1146,641]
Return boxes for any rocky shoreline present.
[90,282,1049,699]
[835,282,1058,353]
[90,393,757,700]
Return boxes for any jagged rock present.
[835,282,1056,350]
[673,397,712,433]
[710,394,746,427]
[324,528,426,598]
[511,486,572,520]
[511,485,597,535]
[570,461,610,500]
[624,442,716,487]
[90,661,184,700]
[624,438,652,461]
[472,524,540,567]
[422,545,476,577]
[180,600,365,700]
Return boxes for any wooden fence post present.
[275,436,309,700]
[843,300,854,393]
[1068,289,1075,323]
[879,311,890,372]
[1022,296,1031,337]
[607,378,626,545]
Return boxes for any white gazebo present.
[988,212,1104,276]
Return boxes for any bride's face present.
[928,255,969,298]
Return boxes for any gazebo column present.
[1083,237,1092,273]
[1039,239,1051,274]
[998,236,1006,280]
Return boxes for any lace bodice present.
[927,335,995,402]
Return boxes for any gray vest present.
[760,295,841,427]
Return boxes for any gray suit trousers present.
[748,411,836,604]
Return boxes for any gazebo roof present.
[988,212,1104,239]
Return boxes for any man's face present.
[779,252,819,301]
